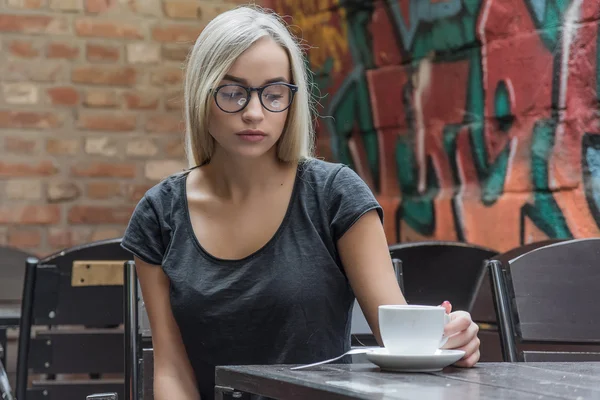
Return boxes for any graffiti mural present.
[265,0,600,252]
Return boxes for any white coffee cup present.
[378,304,451,355]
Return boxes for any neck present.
[203,147,295,200]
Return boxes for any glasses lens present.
[262,84,293,112]
[215,85,248,112]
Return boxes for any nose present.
[241,91,264,122]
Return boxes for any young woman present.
[121,6,480,400]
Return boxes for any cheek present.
[272,111,290,133]
[208,105,227,132]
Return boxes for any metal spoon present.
[290,347,378,370]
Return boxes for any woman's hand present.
[440,301,480,368]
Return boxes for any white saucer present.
[365,348,465,372]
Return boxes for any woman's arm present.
[135,257,200,399]
[337,210,480,367]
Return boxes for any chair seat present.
[30,379,124,400]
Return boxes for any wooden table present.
[215,362,600,399]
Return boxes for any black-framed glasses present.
[212,82,298,113]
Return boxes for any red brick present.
[163,1,201,19]
[151,24,203,43]
[0,160,57,176]
[77,113,136,131]
[123,91,159,110]
[165,139,185,157]
[0,14,60,34]
[6,0,46,9]
[0,205,61,224]
[145,114,183,134]
[71,162,137,178]
[126,183,153,202]
[68,205,134,224]
[85,0,117,13]
[86,43,120,62]
[90,228,122,242]
[46,138,80,155]
[86,181,121,199]
[47,86,79,105]
[72,65,136,86]
[75,18,143,39]
[150,67,183,86]
[48,227,91,249]
[8,40,39,58]
[0,110,61,129]
[84,90,117,108]
[5,136,38,153]
[47,181,81,203]
[3,60,66,82]
[8,228,42,248]
[47,42,80,59]
[161,44,191,61]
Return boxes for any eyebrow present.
[223,74,289,85]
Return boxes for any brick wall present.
[0,0,244,256]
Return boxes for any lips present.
[236,129,266,137]
[236,129,267,142]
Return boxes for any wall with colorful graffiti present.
[263,0,600,252]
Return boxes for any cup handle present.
[439,313,451,348]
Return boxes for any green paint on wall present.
[466,51,488,176]
[529,0,569,51]
[431,19,464,52]
[462,0,483,15]
[480,147,510,206]
[396,137,439,236]
[526,118,573,238]
[494,81,514,132]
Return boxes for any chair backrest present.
[471,239,564,323]
[32,238,132,326]
[16,238,132,400]
[389,241,497,313]
[0,245,35,303]
[489,238,600,362]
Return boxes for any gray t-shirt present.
[121,158,383,400]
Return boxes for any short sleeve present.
[327,166,383,242]
[121,196,166,265]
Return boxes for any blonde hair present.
[183,5,316,167]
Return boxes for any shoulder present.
[143,172,187,206]
[298,158,348,188]
[299,158,369,192]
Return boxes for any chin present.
[229,144,277,159]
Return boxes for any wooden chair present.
[489,238,600,362]
[0,245,35,366]
[123,260,154,400]
[15,239,132,400]
[472,240,564,361]
[389,241,497,313]
[0,245,35,400]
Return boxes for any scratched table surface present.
[215,362,600,399]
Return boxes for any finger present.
[456,335,480,359]
[453,349,480,368]
[439,301,452,314]
[444,312,473,337]
[444,321,479,349]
